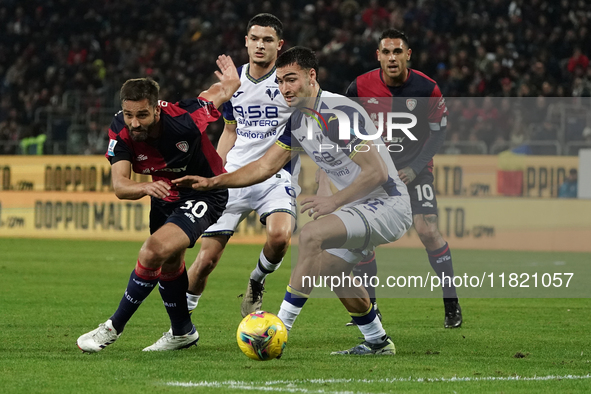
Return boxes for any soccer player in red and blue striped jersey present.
[77,55,242,353]
[344,29,462,328]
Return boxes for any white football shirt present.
[276,90,408,203]
[223,64,295,174]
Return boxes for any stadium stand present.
[0,0,590,155]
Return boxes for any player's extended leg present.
[275,214,395,355]
[142,247,201,351]
[414,213,462,328]
[77,223,191,352]
[186,235,230,313]
[328,259,396,356]
[241,211,294,317]
[346,252,382,326]
[275,214,393,355]
[277,215,348,332]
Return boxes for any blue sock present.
[110,261,160,333]
[159,264,193,336]
[427,243,458,300]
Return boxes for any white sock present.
[357,315,387,344]
[186,293,201,312]
[277,300,302,331]
[250,250,282,283]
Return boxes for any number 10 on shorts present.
[415,184,434,201]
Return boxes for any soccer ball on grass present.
[236,311,288,360]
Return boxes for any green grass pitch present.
[0,238,590,393]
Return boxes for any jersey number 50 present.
[180,200,208,218]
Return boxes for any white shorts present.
[326,195,413,264]
[204,168,299,237]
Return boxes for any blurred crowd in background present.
[1,0,590,155]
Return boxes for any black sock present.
[353,254,377,303]
[427,243,458,299]
[159,265,193,336]
[110,262,160,333]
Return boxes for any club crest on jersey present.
[265,88,280,100]
[176,141,189,152]
[406,99,417,111]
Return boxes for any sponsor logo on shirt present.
[142,165,187,174]
[236,129,277,139]
[367,97,379,104]
[107,139,117,156]
[136,154,148,161]
[159,165,187,173]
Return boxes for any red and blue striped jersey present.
[106,97,224,202]
[346,68,447,170]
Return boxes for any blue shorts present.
[149,190,228,247]
[407,167,438,216]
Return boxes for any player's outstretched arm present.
[111,160,170,200]
[199,55,241,108]
[173,144,292,191]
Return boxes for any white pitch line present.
[166,380,380,394]
[166,374,591,392]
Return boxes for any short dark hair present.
[379,29,410,48]
[276,46,318,74]
[247,13,283,39]
[120,78,159,107]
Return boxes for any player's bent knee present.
[139,237,177,266]
[266,228,291,252]
[415,215,440,236]
[138,246,167,267]
[298,223,323,250]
